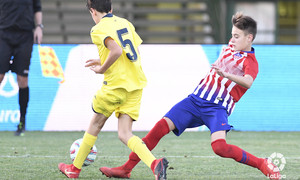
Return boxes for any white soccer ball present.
[70,138,97,166]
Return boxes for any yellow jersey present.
[90,13,147,92]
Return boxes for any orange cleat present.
[259,158,281,180]
[58,163,81,178]
[99,166,131,178]
[152,158,169,180]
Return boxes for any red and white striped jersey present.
[193,42,259,115]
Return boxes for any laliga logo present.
[0,72,19,97]
[267,152,286,179]
[268,152,286,172]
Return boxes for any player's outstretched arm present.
[213,66,254,89]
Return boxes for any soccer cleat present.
[259,158,281,180]
[100,166,131,178]
[14,122,25,136]
[152,158,169,180]
[58,163,81,178]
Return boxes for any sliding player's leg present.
[211,131,281,179]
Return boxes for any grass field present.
[0,131,299,180]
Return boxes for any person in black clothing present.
[0,0,43,136]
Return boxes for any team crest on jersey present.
[233,52,243,60]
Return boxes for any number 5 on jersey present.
[117,28,138,61]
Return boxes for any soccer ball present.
[70,138,97,166]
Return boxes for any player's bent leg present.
[99,114,133,178]
[127,135,169,179]
[211,138,264,167]
[58,132,97,178]
[58,113,106,178]
[125,118,171,164]
[211,131,281,180]
[99,118,171,178]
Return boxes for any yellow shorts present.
[92,87,143,120]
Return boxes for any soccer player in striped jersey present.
[58,0,168,179]
[100,12,281,180]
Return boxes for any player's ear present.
[246,33,253,42]
[89,8,96,15]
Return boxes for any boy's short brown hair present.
[86,0,111,13]
[232,12,257,41]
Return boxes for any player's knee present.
[211,139,227,157]
[17,75,28,88]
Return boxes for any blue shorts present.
[164,94,232,136]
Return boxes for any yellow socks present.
[73,132,97,169]
[127,136,155,168]
[73,134,154,169]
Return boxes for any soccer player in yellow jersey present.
[58,0,168,179]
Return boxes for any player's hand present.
[212,66,228,78]
[85,59,102,73]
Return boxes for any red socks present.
[122,121,264,172]
[211,139,264,169]
[122,118,170,170]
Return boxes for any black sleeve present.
[0,0,40,30]
[33,0,42,13]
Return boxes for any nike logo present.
[65,169,78,175]
[222,123,226,126]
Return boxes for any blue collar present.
[242,47,255,53]
[103,13,113,18]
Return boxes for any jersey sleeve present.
[90,27,110,47]
[33,0,42,13]
[243,55,259,80]
[128,21,142,47]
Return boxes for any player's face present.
[231,26,252,51]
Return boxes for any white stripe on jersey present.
[222,81,235,108]
[193,74,207,96]
[206,71,219,101]
[213,77,227,104]
[199,72,213,99]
